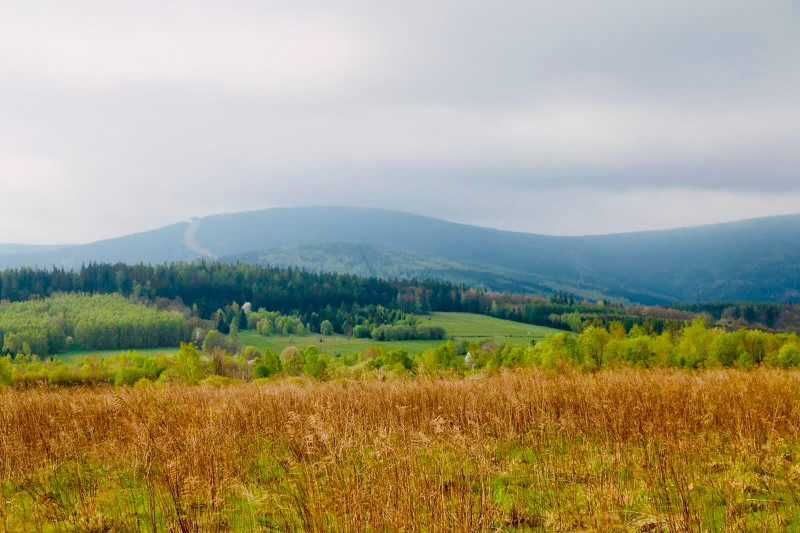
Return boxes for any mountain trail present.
[184,219,217,259]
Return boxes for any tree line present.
[2,263,795,337]
[0,263,399,319]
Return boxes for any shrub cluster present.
[249,310,307,336]
[369,324,447,341]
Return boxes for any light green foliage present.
[0,294,189,356]
[255,350,282,378]
[320,320,334,336]
[559,312,584,332]
[112,353,166,386]
[159,344,207,385]
[255,317,274,335]
[371,323,446,341]
[302,347,330,380]
[420,342,466,373]
[353,324,371,338]
[420,312,558,339]
[202,330,239,354]
[252,310,307,336]
[0,356,12,386]
[577,326,609,369]
[708,331,744,367]
[604,337,652,368]
[280,346,305,376]
[650,332,677,367]
[774,340,800,368]
[608,321,627,340]
[676,319,713,368]
[527,333,578,369]
[365,349,415,375]
[741,330,776,365]
[241,346,261,361]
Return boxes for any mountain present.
[2,206,799,304]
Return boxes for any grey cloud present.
[0,0,798,242]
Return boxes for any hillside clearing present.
[418,312,561,339]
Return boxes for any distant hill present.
[0,244,63,256]
[2,206,799,304]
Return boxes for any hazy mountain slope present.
[199,208,800,303]
[0,223,194,269]
[0,244,63,256]
[196,206,577,278]
[225,243,557,294]
[2,207,799,304]
[566,216,800,303]
[227,243,463,279]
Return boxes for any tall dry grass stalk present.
[2,369,800,531]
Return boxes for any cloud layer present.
[1,1,798,243]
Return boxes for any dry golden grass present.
[2,369,800,531]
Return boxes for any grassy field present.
[57,347,178,362]
[238,312,560,356]
[2,370,800,530]
[418,312,560,339]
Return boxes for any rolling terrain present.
[2,206,799,304]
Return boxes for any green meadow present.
[417,312,561,339]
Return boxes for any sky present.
[1,1,798,244]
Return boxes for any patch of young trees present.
[0,294,190,356]
[368,324,446,341]
[249,310,307,337]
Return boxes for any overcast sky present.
[1,1,798,244]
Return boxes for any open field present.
[57,347,179,362]
[2,369,800,531]
[418,312,561,339]
[240,312,561,356]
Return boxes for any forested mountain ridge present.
[223,243,556,295]
[2,207,800,304]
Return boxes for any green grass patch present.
[55,347,179,362]
[417,312,562,339]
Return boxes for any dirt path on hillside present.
[183,218,217,259]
